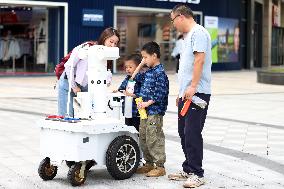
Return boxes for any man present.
[168,4,212,188]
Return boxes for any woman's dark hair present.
[97,27,120,45]
[124,53,142,66]
[141,41,160,58]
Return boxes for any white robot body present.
[88,45,119,116]
[74,45,120,119]
[38,46,139,186]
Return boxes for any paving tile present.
[0,73,284,188]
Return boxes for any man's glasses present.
[171,14,181,24]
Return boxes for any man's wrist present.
[190,85,197,89]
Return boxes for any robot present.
[38,45,140,186]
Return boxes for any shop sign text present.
[82,9,104,27]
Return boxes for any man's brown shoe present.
[145,167,166,177]
[136,164,154,174]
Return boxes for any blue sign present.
[82,9,104,27]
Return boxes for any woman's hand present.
[72,86,81,94]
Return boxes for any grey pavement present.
[0,71,284,188]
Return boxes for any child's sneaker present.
[168,171,193,181]
[145,167,166,177]
[183,174,205,188]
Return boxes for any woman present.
[171,34,183,73]
[57,27,120,117]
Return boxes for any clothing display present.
[19,39,32,55]
[37,42,47,64]
[0,38,23,61]
[0,6,48,72]
[38,19,47,37]
[162,25,170,41]
[118,27,126,56]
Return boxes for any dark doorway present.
[271,27,284,66]
[48,7,65,69]
[253,2,263,68]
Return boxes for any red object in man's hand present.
[180,100,191,116]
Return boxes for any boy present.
[114,53,144,131]
[135,41,169,177]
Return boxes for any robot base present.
[38,118,140,186]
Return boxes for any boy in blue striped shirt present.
[135,41,169,177]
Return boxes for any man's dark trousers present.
[178,93,210,177]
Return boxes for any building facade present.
[0,0,283,73]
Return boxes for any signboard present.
[82,9,104,27]
[156,0,200,4]
[205,16,239,63]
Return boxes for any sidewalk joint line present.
[167,111,284,130]
[165,134,284,175]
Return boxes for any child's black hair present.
[124,53,142,66]
[141,41,161,59]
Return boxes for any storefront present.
[0,0,67,74]
[80,0,242,72]
[113,6,202,72]
[4,0,267,73]
[271,0,284,66]
[244,0,284,69]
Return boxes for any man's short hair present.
[141,41,161,58]
[172,4,194,18]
